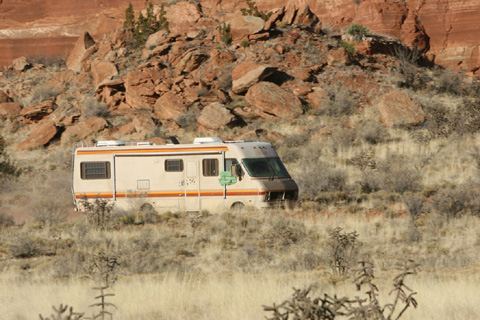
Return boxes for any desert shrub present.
[7,229,38,258]
[130,2,169,47]
[177,107,199,130]
[326,227,359,276]
[79,198,114,230]
[240,0,272,21]
[321,85,358,117]
[17,85,62,108]
[356,119,390,144]
[422,100,452,138]
[328,127,357,153]
[0,212,15,227]
[82,97,110,118]
[264,260,420,320]
[27,54,66,71]
[345,23,369,40]
[31,198,67,226]
[430,184,480,218]
[339,41,355,55]
[433,67,466,96]
[0,138,20,180]
[297,158,347,200]
[375,154,422,193]
[393,45,426,90]
[261,215,307,248]
[39,304,84,320]
[217,22,232,45]
[450,99,480,136]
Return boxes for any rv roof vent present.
[96,140,126,147]
[193,137,223,144]
[136,142,154,146]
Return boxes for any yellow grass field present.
[1,212,479,320]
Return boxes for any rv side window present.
[165,159,184,172]
[203,159,219,176]
[80,162,111,180]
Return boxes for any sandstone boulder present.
[0,91,11,103]
[124,68,162,110]
[60,116,108,146]
[245,82,303,119]
[264,7,284,30]
[197,102,236,130]
[154,92,189,123]
[17,119,58,150]
[165,2,202,34]
[91,60,118,86]
[327,48,351,66]
[12,56,31,71]
[20,99,55,124]
[232,60,277,94]
[172,48,209,75]
[0,102,21,119]
[293,3,320,26]
[306,87,330,111]
[210,49,236,66]
[378,91,425,128]
[66,32,96,73]
[229,15,265,40]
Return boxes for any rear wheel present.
[230,202,245,214]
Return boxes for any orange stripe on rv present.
[75,190,265,199]
[77,146,229,155]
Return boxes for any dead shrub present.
[82,96,110,118]
[0,212,15,227]
[430,184,480,218]
[356,119,390,145]
[321,85,358,117]
[7,229,38,258]
[375,154,423,194]
[264,259,420,320]
[297,159,347,200]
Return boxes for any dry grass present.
[1,268,479,320]
[0,211,479,319]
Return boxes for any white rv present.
[72,137,298,213]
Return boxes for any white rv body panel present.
[72,138,298,213]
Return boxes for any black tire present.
[230,202,245,214]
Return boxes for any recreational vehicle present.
[72,137,298,213]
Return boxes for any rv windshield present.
[242,157,290,178]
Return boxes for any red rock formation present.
[1,0,480,71]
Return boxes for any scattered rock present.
[12,56,31,71]
[378,91,425,128]
[20,99,55,124]
[154,92,189,123]
[60,116,108,145]
[0,90,11,103]
[17,120,58,150]
[0,102,21,119]
[327,47,351,66]
[245,81,303,119]
[229,15,265,40]
[306,87,330,110]
[124,68,162,110]
[66,32,96,73]
[232,60,277,94]
[91,60,118,86]
[197,102,236,130]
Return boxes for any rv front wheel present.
[230,202,245,214]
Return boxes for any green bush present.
[240,0,272,21]
[345,23,369,40]
[339,41,355,55]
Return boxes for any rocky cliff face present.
[1,0,479,72]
